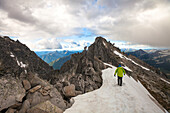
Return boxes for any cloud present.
[61,39,92,50]
[0,0,37,24]
[94,0,170,48]
[71,42,81,46]
[36,38,62,49]
[64,39,74,43]
[0,0,170,49]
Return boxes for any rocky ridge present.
[0,36,169,112]
[127,49,170,78]
[53,36,170,112]
[0,36,108,113]
[0,36,54,80]
[0,36,67,113]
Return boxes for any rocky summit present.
[0,36,54,80]
[0,36,169,113]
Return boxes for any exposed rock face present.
[0,36,66,112]
[18,99,30,113]
[29,85,41,93]
[63,84,76,97]
[5,108,16,113]
[0,76,25,111]
[53,43,106,97]
[52,37,121,95]
[22,80,31,90]
[0,36,54,79]
[0,73,67,113]
[27,100,63,113]
[26,74,67,111]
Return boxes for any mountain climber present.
[114,64,126,86]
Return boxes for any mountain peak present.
[138,49,147,52]
[95,36,107,42]
[86,36,121,63]
[0,36,53,79]
[136,49,147,54]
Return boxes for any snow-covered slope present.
[64,63,166,113]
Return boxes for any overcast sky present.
[0,0,170,50]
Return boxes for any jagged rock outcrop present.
[0,36,54,80]
[27,100,63,113]
[0,36,67,113]
[52,38,109,101]
[0,76,25,111]
[0,72,67,113]
[50,37,123,105]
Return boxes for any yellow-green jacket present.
[114,67,126,77]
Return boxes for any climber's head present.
[118,64,121,67]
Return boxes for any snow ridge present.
[64,63,165,113]
[114,51,150,71]
[160,78,170,85]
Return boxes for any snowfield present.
[64,63,166,113]
[114,51,150,71]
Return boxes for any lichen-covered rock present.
[27,72,49,87]
[49,88,67,110]
[5,108,16,113]
[27,100,63,113]
[18,99,30,113]
[27,91,50,108]
[29,85,41,93]
[39,88,50,96]
[22,80,31,90]
[63,84,76,97]
[0,76,25,111]
[39,86,51,96]
[44,86,51,91]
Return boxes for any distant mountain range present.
[49,55,71,70]
[127,49,170,78]
[121,48,137,52]
[35,51,54,56]
[38,50,82,63]
[144,49,158,53]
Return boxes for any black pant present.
[118,76,122,86]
